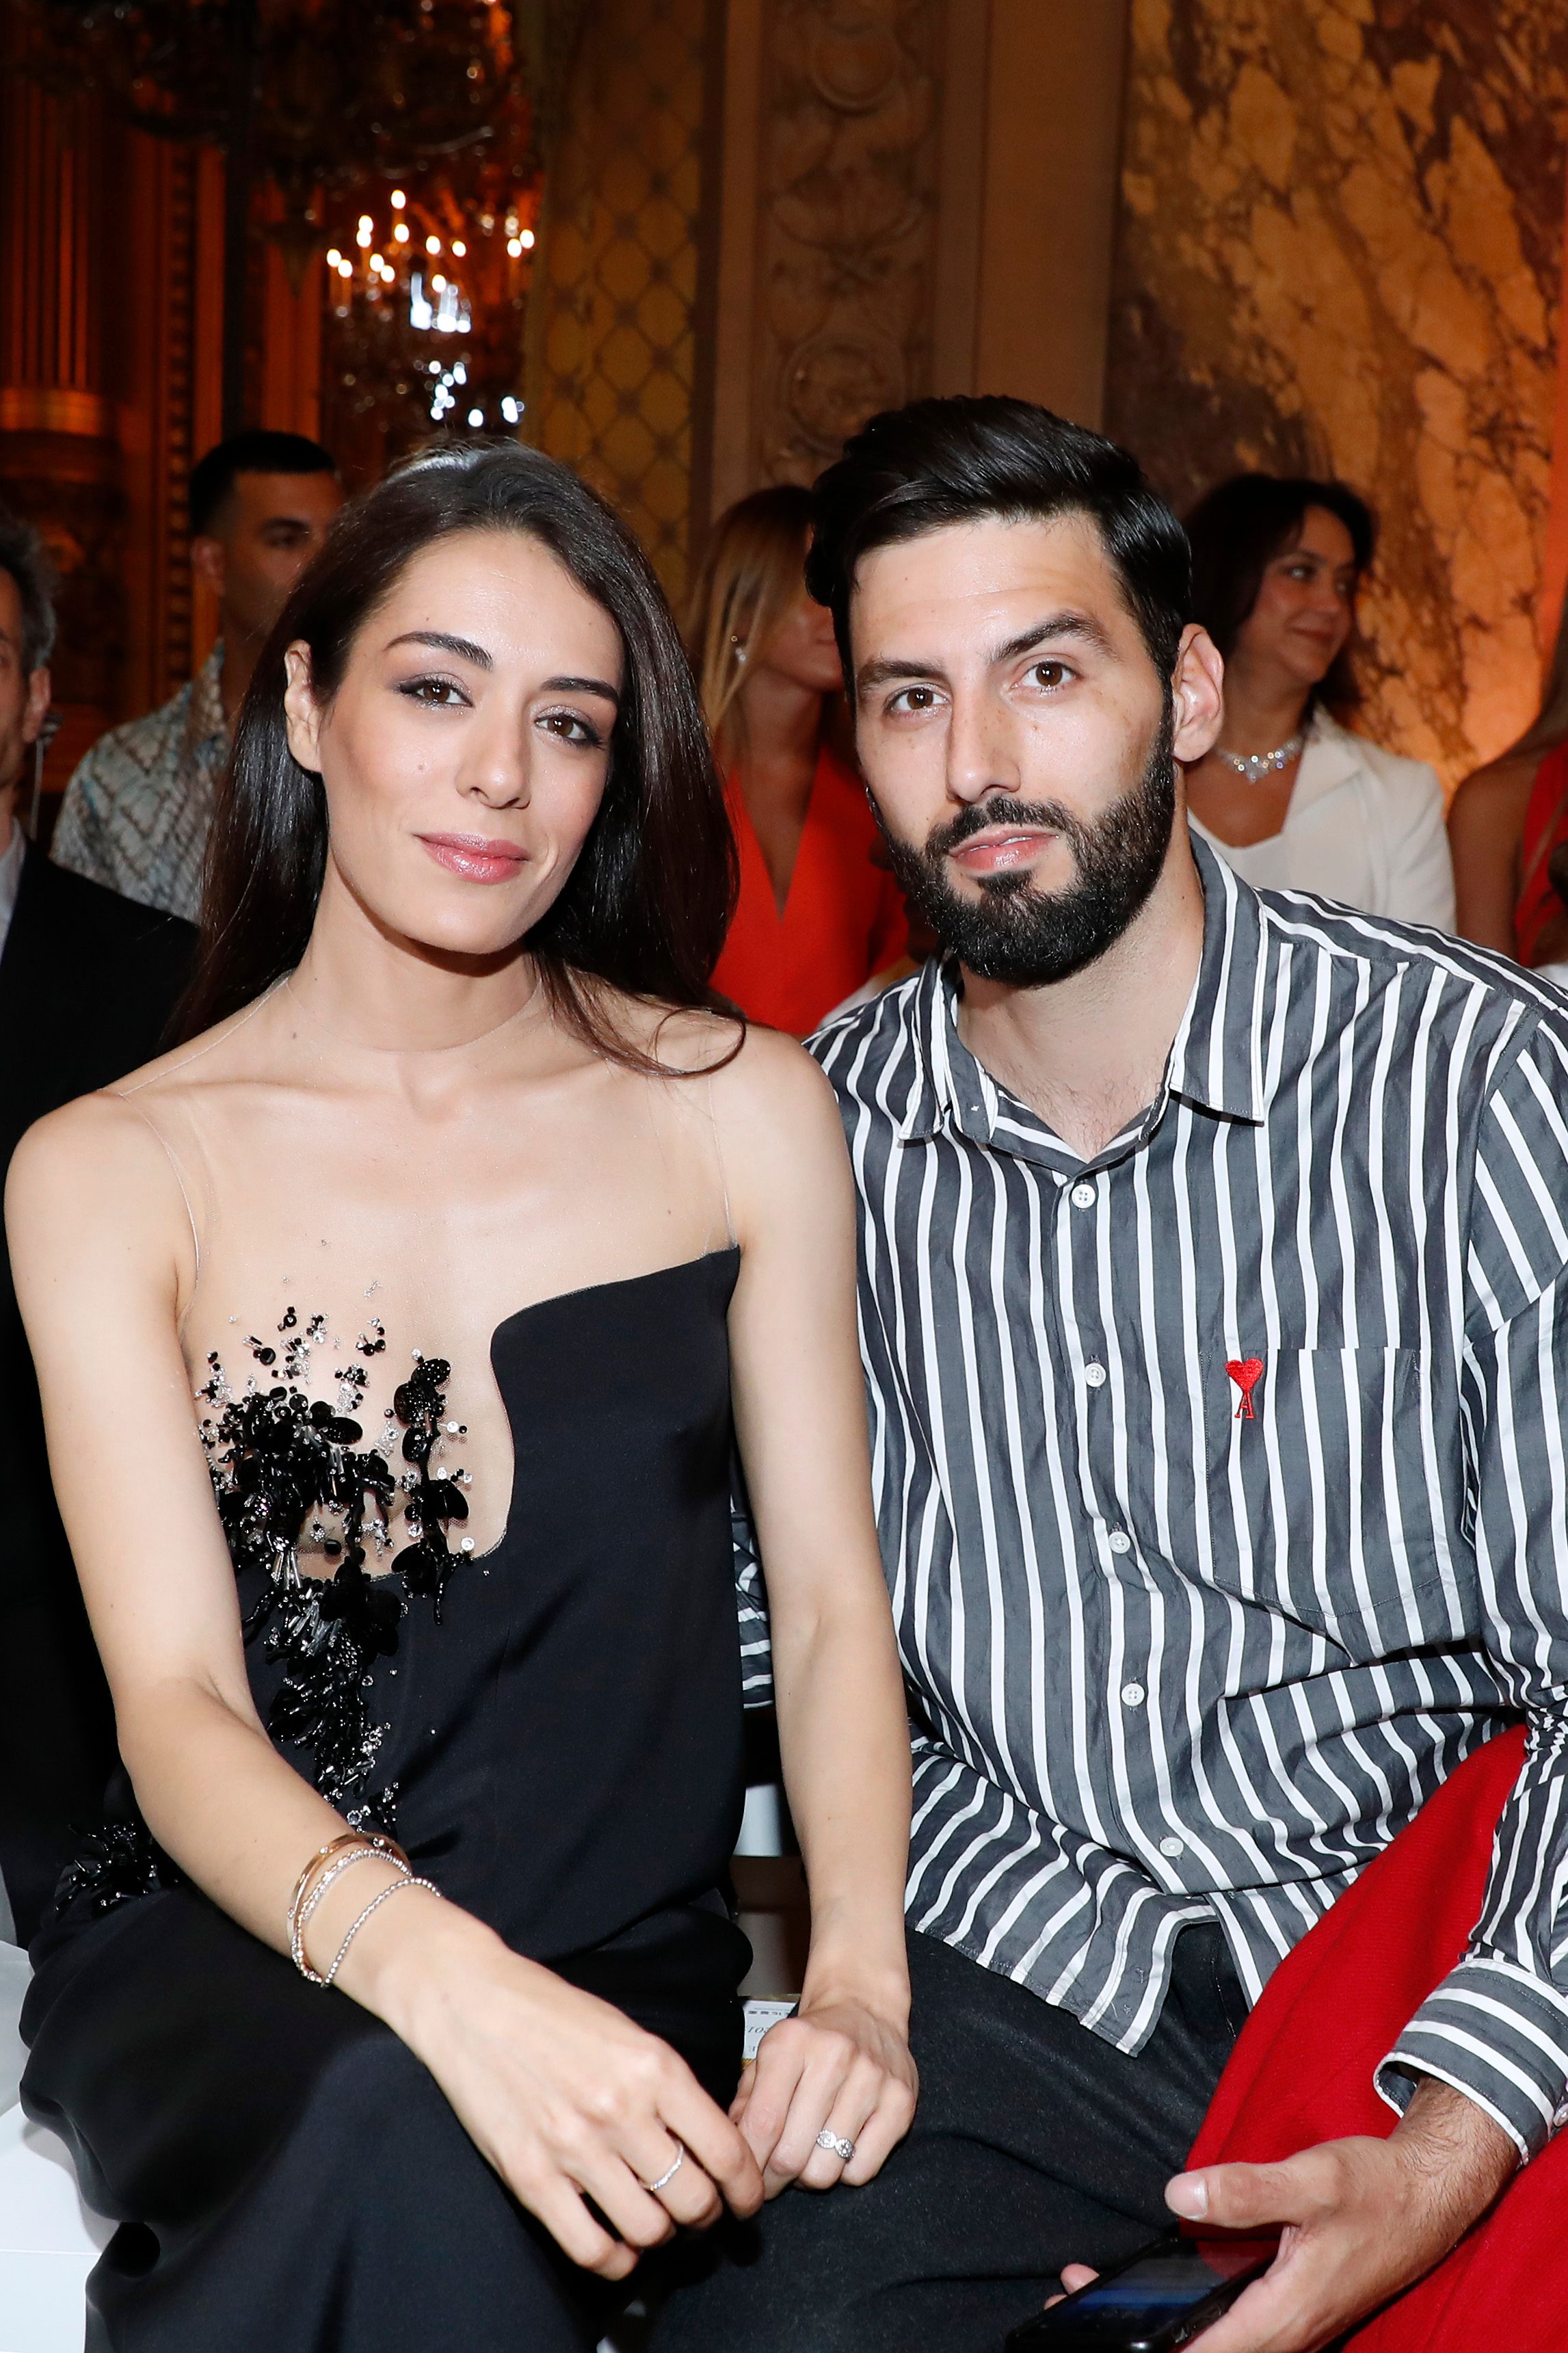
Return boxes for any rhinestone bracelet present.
[323,1874,442,1988]
[293,1845,409,1983]
[287,1828,408,1984]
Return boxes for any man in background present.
[0,516,194,1941]
[51,427,341,921]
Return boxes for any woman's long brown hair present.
[177,441,741,1070]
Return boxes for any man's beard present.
[880,702,1178,990]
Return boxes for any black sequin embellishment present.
[201,1324,470,1807]
[55,1318,472,1923]
[60,1818,176,1916]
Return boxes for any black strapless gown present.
[21,1252,752,2352]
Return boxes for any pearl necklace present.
[1212,731,1305,785]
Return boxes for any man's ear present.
[282,644,324,774]
[191,534,227,601]
[22,666,51,747]
[1170,624,1225,764]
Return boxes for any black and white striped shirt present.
[808,836,1568,2158]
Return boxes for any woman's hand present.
[369,1900,765,2280]
[731,1993,918,2198]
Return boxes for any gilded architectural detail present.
[530,0,709,603]
[1108,0,1568,787]
[752,0,942,484]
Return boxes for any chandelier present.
[10,0,579,433]
[321,181,537,440]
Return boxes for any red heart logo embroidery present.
[1226,1357,1264,1419]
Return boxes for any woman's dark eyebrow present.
[386,629,493,669]
[383,637,620,706]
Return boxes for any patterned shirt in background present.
[51,648,228,923]
[806,837,1568,2161]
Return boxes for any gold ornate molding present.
[752,0,942,484]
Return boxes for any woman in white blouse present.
[1183,475,1454,930]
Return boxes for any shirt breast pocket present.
[1198,1345,1437,1641]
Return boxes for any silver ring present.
[640,2143,685,2196]
[816,2129,855,2162]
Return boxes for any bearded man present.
[654,399,1568,2353]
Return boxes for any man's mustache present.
[926,798,1080,859]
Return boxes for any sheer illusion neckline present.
[280,967,545,1057]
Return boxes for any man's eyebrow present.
[990,612,1115,663]
[855,609,1116,699]
[855,654,950,698]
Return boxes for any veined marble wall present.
[1107,0,1568,789]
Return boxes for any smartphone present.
[1003,2231,1277,2352]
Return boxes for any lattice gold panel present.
[531,0,707,604]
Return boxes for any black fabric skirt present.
[23,1885,747,2352]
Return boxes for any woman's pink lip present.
[416,832,529,884]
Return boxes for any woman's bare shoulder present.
[7,1085,180,1231]
[0,997,267,1252]
[1449,748,1540,826]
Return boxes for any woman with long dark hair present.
[1184,473,1454,927]
[5,444,915,2349]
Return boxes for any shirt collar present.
[892,830,1268,1154]
[185,644,230,761]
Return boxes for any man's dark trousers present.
[653,1923,1247,2353]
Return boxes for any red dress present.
[711,744,909,1036]
[1513,741,1568,963]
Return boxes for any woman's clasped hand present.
[734,1995,919,2199]
[371,1896,917,2275]
[373,1903,762,2277]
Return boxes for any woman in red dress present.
[687,487,911,1034]
[1448,599,1568,962]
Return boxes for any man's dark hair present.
[0,513,58,673]
[805,395,1192,684]
[189,429,338,538]
[1185,473,1374,715]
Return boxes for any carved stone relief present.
[752,0,944,484]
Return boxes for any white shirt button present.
[1121,1681,1145,1707]
[1071,1182,1095,1209]
[1160,1834,1184,1857]
[1108,1529,1132,1555]
[1083,1361,1107,1388]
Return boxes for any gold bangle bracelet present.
[291,1846,409,1984]
[287,1830,408,1980]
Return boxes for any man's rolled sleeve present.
[1382,1018,1568,2156]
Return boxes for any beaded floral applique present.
[53,1315,476,1923]
[196,1315,475,1812]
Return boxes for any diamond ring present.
[640,2144,685,2195]
[816,2129,855,2162]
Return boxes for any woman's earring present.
[730,634,747,666]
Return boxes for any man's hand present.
[1160,2079,1515,2352]
[1044,2080,1515,2350]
